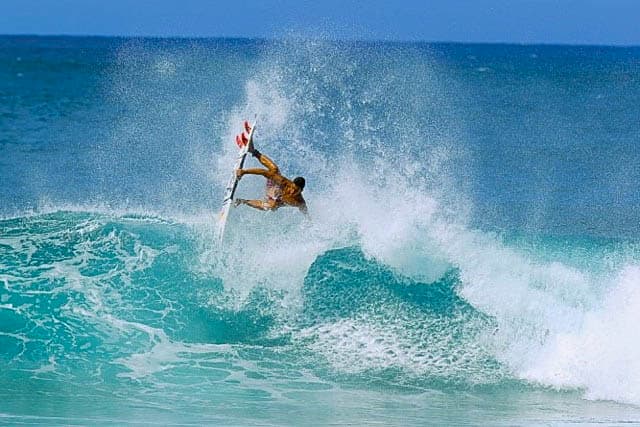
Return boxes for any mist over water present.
[2,36,640,424]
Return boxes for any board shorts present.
[263,179,283,209]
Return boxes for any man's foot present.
[247,138,256,155]
[242,121,257,154]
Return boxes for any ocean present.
[1,35,640,425]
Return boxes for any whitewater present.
[1,35,640,425]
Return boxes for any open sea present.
[1,35,640,425]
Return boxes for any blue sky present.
[1,0,639,45]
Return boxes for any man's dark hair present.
[293,177,305,190]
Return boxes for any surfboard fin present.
[244,120,252,133]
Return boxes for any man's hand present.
[236,169,244,179]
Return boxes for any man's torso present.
[266,176,304,208]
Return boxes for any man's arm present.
[238,168,290,188]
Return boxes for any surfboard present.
[216,120,256,243]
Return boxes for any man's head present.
[293,177,306,191]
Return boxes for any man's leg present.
[235,199,275,211]
[251,150,279,173]
[237,153,278,178]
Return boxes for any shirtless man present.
[235,145,308,216]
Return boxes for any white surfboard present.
[216,121,256,243]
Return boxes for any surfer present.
[234,144,308,215]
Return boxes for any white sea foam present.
[214,108,640,407]
[204,39,463,297]
[520,265,640,405]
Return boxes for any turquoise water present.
[2,36,640,425]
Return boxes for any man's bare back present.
[235,146,308,215]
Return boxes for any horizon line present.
[2,33,639,49]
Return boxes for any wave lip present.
[521,265,640,405]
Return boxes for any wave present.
[2,207,640,406]
[3,38,640,409]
